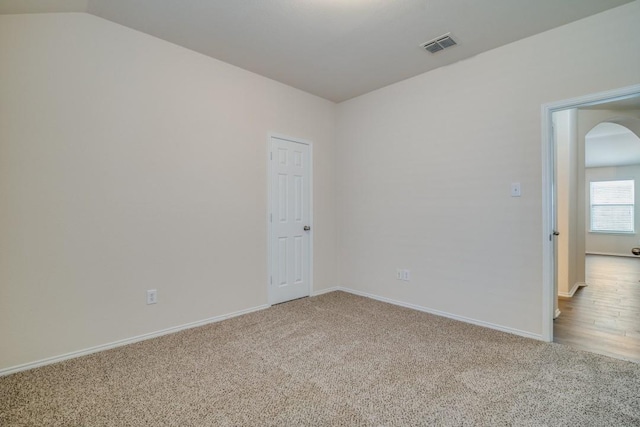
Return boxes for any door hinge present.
[270,152,273,160]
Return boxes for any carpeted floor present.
[1,291,639,426]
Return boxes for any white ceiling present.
[0,0,634,102]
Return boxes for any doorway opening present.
[542,84,640,362]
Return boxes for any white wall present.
[0,13,337,371]
[553,109,579,297]
[585,165,640,256]
[336,2,640,337]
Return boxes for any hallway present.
[554,255,640,362]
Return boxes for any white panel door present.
[269,136,311,305]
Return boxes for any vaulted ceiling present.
[0,0,634,102]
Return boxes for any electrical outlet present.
[402,269,411,281]
[396,269,403,280]
[146,289,157,305]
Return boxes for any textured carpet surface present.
[1,291,639,426]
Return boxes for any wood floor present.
[554,254,640,363]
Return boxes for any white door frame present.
[541,83,640,342]
[266,132,313,305]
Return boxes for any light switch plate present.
[147,289,157,305]
[511,182,521,197]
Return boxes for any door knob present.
[304,226,311,231]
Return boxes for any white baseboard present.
[586,251,640,259]
[558,282,586,298]
[0,303,269,377]
[336,287,542,341]
[554,308,561,319]
[311,286,339,297]
[1,285,544,376]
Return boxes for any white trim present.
[2,286,544,376]
[0,304,269,377]
[267,134,272,302]
[541,100,555,342]
[586,251,640,258]
[541,83,640,343]
[558,282,586,298]
[267,133,314,304]
[311,286,339,297]
[588,232,636,236]
[337,287,542,341]
[554,308,561,319]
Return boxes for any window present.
[590,179,634,233]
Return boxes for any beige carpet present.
[1,291,639,426]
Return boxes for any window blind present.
[590,179,634,233]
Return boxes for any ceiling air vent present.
[420,33,457,54]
